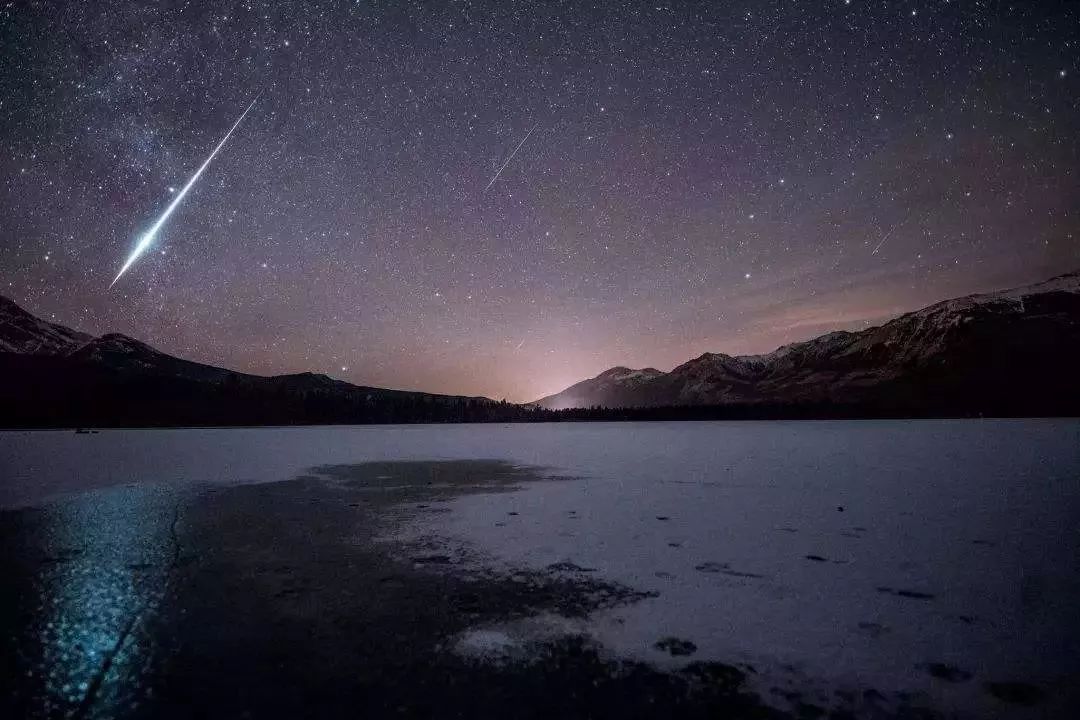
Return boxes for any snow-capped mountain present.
[0,295,92,355]
[541,366,670,410]
[535,270,1080,412]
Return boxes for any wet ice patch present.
[454,629,520,661]
[450,614,589,665]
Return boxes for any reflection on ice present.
[30,485,180,715]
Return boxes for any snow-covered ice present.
[388,420,1080,717]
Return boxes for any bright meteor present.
[109,96,260,288]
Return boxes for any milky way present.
[1,1,1077,401]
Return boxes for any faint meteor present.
[871,221,900,255]
[484,124,536,191]
[515,337,526,350]
[109,96,260,288]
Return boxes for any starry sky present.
[2,1,1077,402]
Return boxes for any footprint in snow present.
[654,637,698,656]
[985,681,1044,706]
[857,621,889,638]
[695,561,764,578]
[546,561,596,573]
[876,586,935,600]
[922,663,972,682]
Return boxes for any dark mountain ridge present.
[536,271,1080,415]
[0,297,525,427]
[3,270,1079,428]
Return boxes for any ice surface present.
[455,628,519,659]
[387,420,1080,717]
[2,420,1079,717]
[451,614,589,664]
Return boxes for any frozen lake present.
[2,420,1079,718]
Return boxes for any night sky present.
[2,1,1077,402]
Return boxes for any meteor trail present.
[484,124,536,191]
[109,96,260,288]
[871,221,900,255]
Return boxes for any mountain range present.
[2,270,1078,428]
[535,271,1080,415]
[0,295,526,427]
